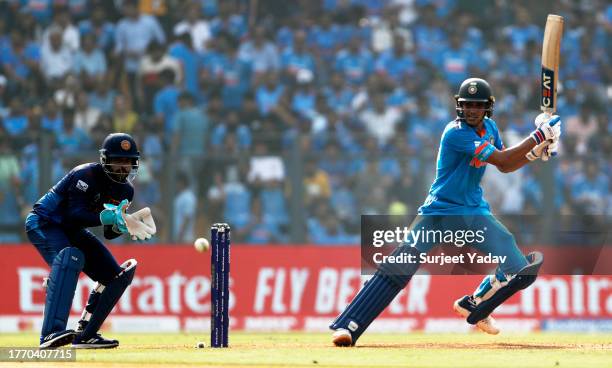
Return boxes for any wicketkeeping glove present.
[121,207,157,241]
[99,199,129,233]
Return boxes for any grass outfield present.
[0,332,611,367]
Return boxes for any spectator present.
[169,31,201,101]
[172,92,210,189]
[238,26,280,74]
[241,199,287,244]
[88,76,117,114]
[358,93,402,147]
[115,0,166,108]
[304,159,331,207]
[255,71,285,116]
[112,95,138,133]
[42,6,80,52]
[223,168,252,230]
[41,99,63,136]
[0,31,40,87]
[248,140,285,186]
[371,6,413,53]
[172,92,210,156]
[78,5,116,52]
[40,27,74,82]
[260,181,288,227]
[173,2,212,52]
[173,172,197,243]
[74,91,101,134]
[209,1,247,40]
[566,103,599,155]
[334,36,374,86]
[501,6,540,53]
[219,36,252,110]
[153,69,180,137]
[72,33,107,80]
[56,108,91,154]
[3,97,29,140]
[139,41,181,113]
[281,30,316,79]
[375,34,416,84]
[211,110,251,152]
[571,160,609,215]
[433,31,477,87]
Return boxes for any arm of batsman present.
[121,207,157,241]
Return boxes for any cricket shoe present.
[332,328,353,347]
[453,295,500,335]
[39,329,77,349]
[73,333,119,349]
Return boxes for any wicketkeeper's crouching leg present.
[329,246,421,346]
[39,247,85,349]
[73,259,137,349]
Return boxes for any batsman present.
[25,133,157,349]
[330,78,562,346]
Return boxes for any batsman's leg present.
[329,245,421,346]
[454,215,540,333]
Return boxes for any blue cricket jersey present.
[32,163,134,229]
[418,117,504,215]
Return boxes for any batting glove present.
[531,114,561,145]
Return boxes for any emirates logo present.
[120,140,131,150]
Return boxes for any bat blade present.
[540,14,564,115]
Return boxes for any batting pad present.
[41,247,85,337]
[80,259,137,339]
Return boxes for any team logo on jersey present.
[76,180,89,192]
[121,140,131,150]
[468,84,478,94]
[489,136,495,145]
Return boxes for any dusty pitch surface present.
[1,332,611,367]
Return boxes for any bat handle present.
[548,115,561,126]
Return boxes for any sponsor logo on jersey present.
[76,180,89,192]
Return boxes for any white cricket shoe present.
[453,295,500,335]
[332,328,353,347]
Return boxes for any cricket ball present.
[194,238,210,252]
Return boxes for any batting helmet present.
[99,133,140,183]
[455,78,495,118]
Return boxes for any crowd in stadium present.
[0,0,610,244]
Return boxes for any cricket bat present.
[540,14,564,116]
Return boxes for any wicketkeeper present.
[25,133,156,349]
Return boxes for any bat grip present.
[548,115,561,126]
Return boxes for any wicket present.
[210,223,230,348]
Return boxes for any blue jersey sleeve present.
[489,119,505,150]
[443,124,495,162]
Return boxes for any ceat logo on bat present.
[541,67,555,108]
